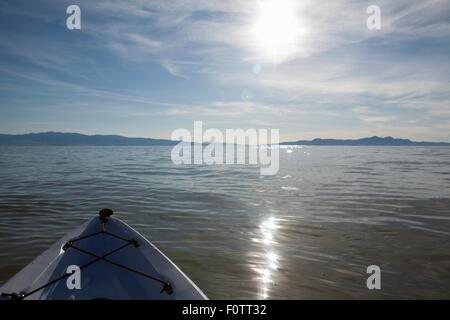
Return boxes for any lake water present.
[0,146,449,299]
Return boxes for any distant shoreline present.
[0,132,449,146]
[280,136,450,146]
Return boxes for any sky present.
[0,0,449,142]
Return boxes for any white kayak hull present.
[0,214,207,300]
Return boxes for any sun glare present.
[253,0,302,63]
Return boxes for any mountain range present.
[0,132,449,146]
[280,136,450,146]
[0,132,178,146]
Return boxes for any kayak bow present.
[0,209,207,300]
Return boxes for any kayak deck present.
[0,211,207,300]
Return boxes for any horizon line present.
[1,131,450,144]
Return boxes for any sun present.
[252,0,302,63]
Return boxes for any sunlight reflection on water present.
[255,216,280,299]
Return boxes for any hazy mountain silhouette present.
[0,132,178,146]
[0,132,449,146]
[281,136,450,146]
